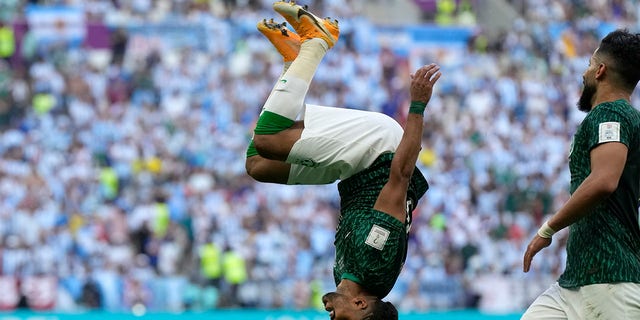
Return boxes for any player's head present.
[578,29,640,112]
[322,292,398,320]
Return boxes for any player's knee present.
[245,156,267,182]
[245,157,256,177]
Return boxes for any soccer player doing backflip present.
[245,1,441,319]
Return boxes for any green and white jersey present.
[334,152,428,298]
[559,99,640,288]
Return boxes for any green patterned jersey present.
[334,152,428,298]
[559,99,640,288]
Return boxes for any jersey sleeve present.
[583,103,632,151]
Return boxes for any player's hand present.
[410,64,441,104]
[523,234,552,273]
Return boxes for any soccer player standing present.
[245,1,441,319]
[522,29,640,319]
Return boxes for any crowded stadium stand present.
[0,0,638,317]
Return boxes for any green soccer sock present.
[253,110,295,135]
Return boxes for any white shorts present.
[286,104,403,185]
[521,282,640,320]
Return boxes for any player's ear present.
[352,296,369,310]
[595,62,606,80]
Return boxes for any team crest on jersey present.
[365,225,390,251]
[599,122,620,143]
[295,158,319,168]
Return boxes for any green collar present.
[341,272,361,284]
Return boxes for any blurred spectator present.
[0,21,14,70]
[199,241,222,288]
[220,245,247,307]
[79,278,102,309]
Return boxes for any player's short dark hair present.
[362,299,398,320]
[596,29,640,91]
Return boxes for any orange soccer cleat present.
[272,1,339,49]
[257,18,301,62]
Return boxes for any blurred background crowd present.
[0,0,639,314]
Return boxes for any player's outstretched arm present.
[373,64,441,222]
[523,141,626,272]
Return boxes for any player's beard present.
[577,81,596,112]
